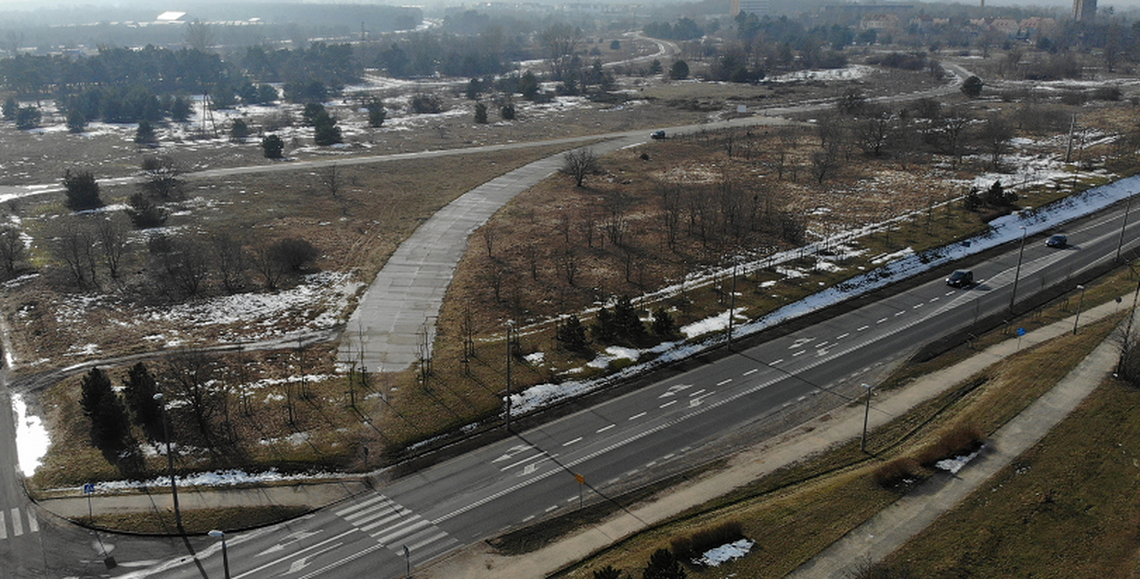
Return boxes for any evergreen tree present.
[592,308,617,343]
[556,314,590,354]
[501,102,516,120]
[123,362,165,442]
[365,98,386,127]
[642,548,686,579]
[313,111,342,146]
[15,106,41,130]
[79,368,131,452]
[135,119,157,144]
[613,296,647,344]
[230,118,250,142]
[66,108,86,133]
[961,75,983,98]
[2,97,16,120]
[474,102,488,124]
[652,307,676,338]
[62,169,102,211]
[519,70,540,100]
[262,134,285,159]
[126,192,169,228]
[302,102,326,126]
[171,96,192,122]
[669,60,689,80]
[594,565,624,579]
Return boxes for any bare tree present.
[538,23,582,80]
[141,156,184,200]
[561,148,600,187]
[183,19,216,52]
[856,111,893,157]
[252,245,287,291]
[316,164,341,200]
[163,351,223,449]
[481,225,496,258]
[977,115,1015,170]
[53,223,98,289]
[212,233,247,293]
[0,226,25,277]
[811,150,841,185]
[559,248,579,285]
[94,214,130,280]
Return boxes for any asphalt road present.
[134,179,1140,579]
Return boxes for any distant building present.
[1073,0,1096,21]
[732,0,771,17]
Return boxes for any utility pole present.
[1073,285,1086,334]
[1117,193,1133,262]
[1009,226,1027,313]
[860,383,873,453]
[153,393,183,535]
[727,264,737,350]
[505,321,513,431]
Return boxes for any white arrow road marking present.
[658,384,693,398]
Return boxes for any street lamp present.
[153,393,183,534]
[208,530,231,579]
[1009,226,1027,313]
[1073,285,1086,335]
[1117,193,1133,262]
[860,383,873,453]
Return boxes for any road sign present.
[83,483,95,494]
[1017,327,1026,337]
[574,473,585,485]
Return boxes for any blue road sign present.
[83,483,95,494]
[1017,327,1026,336]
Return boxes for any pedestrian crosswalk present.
[0,506,39,541]
[334,494,457,563]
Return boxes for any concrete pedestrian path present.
[338,137,638,372]
[421,296,1129,579]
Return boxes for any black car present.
[651,130,666,140]
[1046,234,1068,248]
[946,270,974,288]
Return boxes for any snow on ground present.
[12,394,49,477]
[935,447,982,474]
[765,64,873,84]
[696,539,755,567]
[79,468,340,493]
[681,307,747,339]
[508,174,1140,415]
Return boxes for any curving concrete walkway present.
[337,136,639,371]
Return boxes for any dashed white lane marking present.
[545,505,558,513]
[596,424,615,433]
[629,412,647,421]
[716,378,732,386]
[929,297,939,302]
[499,452,557,472]
[689,389,706,397]
[877,318,888,324]
[522,515,535,523]
[743,368,759,376]
[836,333,849,340]
[912,303,923,309]
[562,437,582,447]
[945,291,955,296]
[660,400,677,409]
[857,325,869,331]
[895,311,906,316]
[793,350,806,357]
[816,341,829,349]
[771,358,784,365]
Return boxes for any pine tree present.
[642,548,686,579]
[652,307,676,338]
[556,314,590,355]
[474,102,488,124]
[613,296,647,344]
[123,362,164,442]
[79,368,131,452]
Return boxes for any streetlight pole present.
[1118,276,1140,375]
[726,264,737,351]
[208,530,231,579]
[1073,285,1086,335]
[505,321,513,432]
[1117,193,1133,262]
[860,383,872,453]
[1009,226,1027,313]
[153,393,183,535]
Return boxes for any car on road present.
[1046,234,1068,248]
[946,269,974,288]
[651,130,666,140]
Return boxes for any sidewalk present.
[421,297,1129,579]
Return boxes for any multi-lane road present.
[120,179,1140,579]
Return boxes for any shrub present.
[15,106,41,130]
[872,457,924,489]
[915,424,985,466]
[670,521,745,563]
[411,93,445,114]
[262,134,285,159]
[62,169,102,211]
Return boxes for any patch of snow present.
[70,468,339,493]
[12,394,49,477]
[681,307,747,339]
[871,247,914,264]
[935,447,982,474]
[696,539,755,567]
[524,352,545,365]
[766,64,873,83]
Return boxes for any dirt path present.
[418,295,1128,579]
